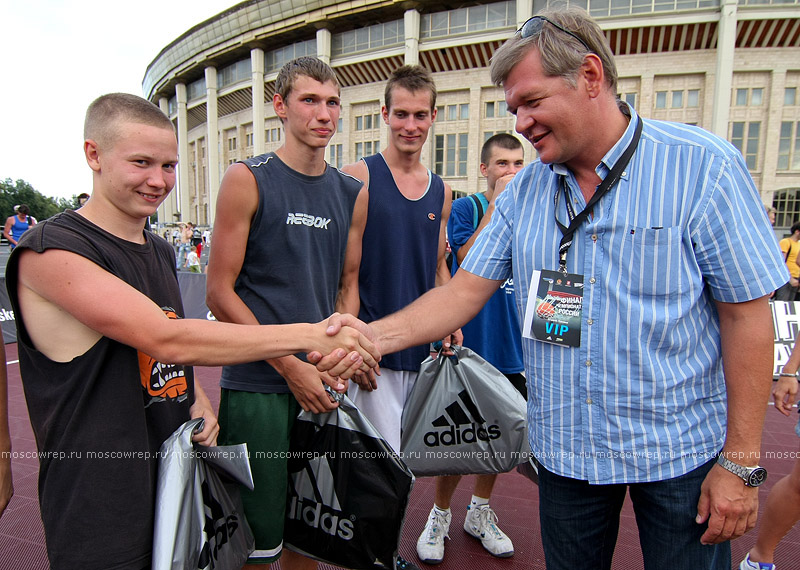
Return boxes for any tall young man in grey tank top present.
[206,58,369,570]
[343,65,460,570]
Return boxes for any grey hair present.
[490,6,617,92]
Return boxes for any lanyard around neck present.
[554,117,643,273]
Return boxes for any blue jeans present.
[537,458,730,570]
[175,242,191,268]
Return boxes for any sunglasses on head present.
[517,15,593,53]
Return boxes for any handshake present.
[306,313,379,380]
[306,312,461,393]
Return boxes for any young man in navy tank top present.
[416,134,526,565]
[206,58,371,570]
[343,65,460,570]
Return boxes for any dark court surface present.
[1,341,799,569]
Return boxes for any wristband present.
[779,371,799,378]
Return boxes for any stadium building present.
[143,0,800,231]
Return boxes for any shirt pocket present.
[623,225,683,298]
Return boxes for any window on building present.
[219,59,252,88]
[778,121,800,171]
[786,87,797,106]
[442,104,469,121]
[266,39,316,73]
[246,133,254,147]
[434,133,468,177]
[622,92,637,108]
[332,19,403,56]
[486,100,510,117]
[355,113,380,131]
[773,188,800,229]
[687,89,700,108]
[355,140,380,161]
[730,121,760,170]
[655,91,667,109]
[671,90,683,109]
[228,137,237,151]
[266,128,281,143]
[421,1,515,38]
[734,87,764,107]
[329,144,343,170]
[187,78,206,102]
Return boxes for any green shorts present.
[218,389,300,564]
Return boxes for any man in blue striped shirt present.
[320,6,788,570]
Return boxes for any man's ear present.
[273,93,287,121]
[381,105,389,124]
[479,163,489,178]
[84,139,101,173]
[581,53,605,98]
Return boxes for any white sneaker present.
[416,507,451,564]
[463,504,514,558]
[740,553,776,570]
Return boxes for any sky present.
[0,0,236,202]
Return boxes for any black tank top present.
[6,210,193,569]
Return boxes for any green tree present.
[0,178,72,223]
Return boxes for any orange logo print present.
[139,308,189,403]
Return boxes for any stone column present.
[157,96,177,225]
[711,0,737,137]
[175,83,191,223]
[205,67,219,226]
[404,8,420,66]
[316,27,332,65]
[252,48,265,156]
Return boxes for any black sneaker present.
[396,555,421,570]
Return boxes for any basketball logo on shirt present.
[139,307,189,405]
[428,213,436,221]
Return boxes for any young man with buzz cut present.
[5,92,377,570]
[205,56,369,570]
[343,64,458,570]
[416,133,525,565]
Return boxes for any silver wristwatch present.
[716,455,768,487]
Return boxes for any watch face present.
[747,467,768,487]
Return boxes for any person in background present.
[176,222,193,269]
[765,206,777,226]
[0,339,12,519]
[775,221,800,301]
[4,205,36,250]
[738,338,800,570]
[417,133,524,564]
[185,244,202,273]
[77,193,91,208]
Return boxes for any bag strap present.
[469,194,486,230]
